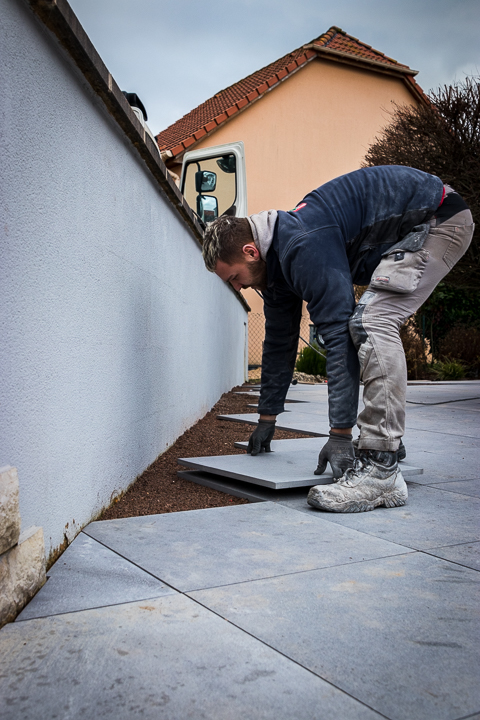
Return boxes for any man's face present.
[215,244,267,292]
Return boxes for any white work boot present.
[307,450,408,513]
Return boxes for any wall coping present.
[21,0,250,313]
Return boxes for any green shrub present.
[438,324,480,377]
[296,345,326,376]
[430,360,465,381]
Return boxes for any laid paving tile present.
[439,400,480,411]
[16,532,174,621]
[404,405,480,438]
[175,438,420,489]
[405,385,480,405]
[426,541,480,572]
[400,430,480,481]
[273,402,339,417]
[84,503,412,592]
[307,483,480,551]
[426,479,480,498]
[0,594,383,720]
[190,553,480,720]
[217,412,330,436]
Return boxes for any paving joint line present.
[404,426,479,439]
[14,592,175,622]
[185,593,392,720]
[82,528,417,596]
[80,530,183,593]
[177,549,418,595]
[406,396,480,405]
[417,548,480,573]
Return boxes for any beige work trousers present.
[350,208,474,451]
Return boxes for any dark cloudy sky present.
[68,0,480,135]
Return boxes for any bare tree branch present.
[363,76,479,289]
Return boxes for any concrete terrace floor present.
[1,382,480,720]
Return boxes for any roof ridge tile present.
[157,25,418,156]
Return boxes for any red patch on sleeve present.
[293,203,307,212]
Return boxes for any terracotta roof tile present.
[157,26,419,157]
[312,25,409,68]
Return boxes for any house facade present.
[157,27,427,365]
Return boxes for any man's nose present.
[231,280,243,291]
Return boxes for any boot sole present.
[307,473,408,513]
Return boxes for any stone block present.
[0,527,46,627]
[0,466,20,555]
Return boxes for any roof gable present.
[157,26,425,159]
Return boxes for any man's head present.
[202,215,267,291]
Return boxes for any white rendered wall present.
[0,0,247,558]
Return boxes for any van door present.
[180,141,247,224]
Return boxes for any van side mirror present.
[197,195,218,223]
[195,170,217,193]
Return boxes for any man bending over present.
[201,166,474,513]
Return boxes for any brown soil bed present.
[100,386,317,519]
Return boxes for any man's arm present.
[284,226,360,431]
[257,279,303,417]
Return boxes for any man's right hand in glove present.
[314,430,355,479]
[247,418,276,456]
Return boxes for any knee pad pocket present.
[349,290,376,349]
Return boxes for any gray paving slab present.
[408,398,480,412]
[401,429,480,481]
[273,402,339,417]
[84,503,412,592]
[299,482,480,551]
[179,440,333,489]
[426,541,480,572]
[179,474,480,566]
[406,385,480,405]
[190,552,480,720]
[178,469,310,503]
[179,439,422,489]
[404,405,480,438]
[0,594,383,720]
[441,400,480,412]
[426,479,480,498]
[15,532,174,621]
[217,412,332,436]
[247,401,312,408]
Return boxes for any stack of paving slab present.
[178,382,427,501]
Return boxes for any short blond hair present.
[202,216,253,272]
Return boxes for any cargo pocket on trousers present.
[369,248,430,294]
[441,223,475,270]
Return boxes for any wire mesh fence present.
[248,313,315,369]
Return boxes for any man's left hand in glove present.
[314,430,355,479]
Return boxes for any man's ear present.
[242,243,260,261]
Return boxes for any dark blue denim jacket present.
[258,165,444,427]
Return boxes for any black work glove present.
[247,419,276,456]
[314,431,355,479]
